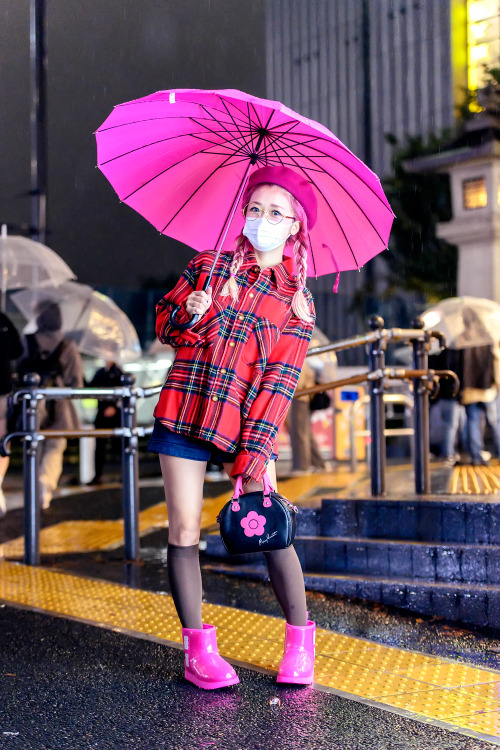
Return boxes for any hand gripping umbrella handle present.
[169,277,211,331]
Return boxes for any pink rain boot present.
[277,620,316,685]
[182,623,239,689]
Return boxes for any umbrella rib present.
[302,155,389,246]
[276,133,394,214]
[284,152,362,267]
[97,112,241,134]
[99,127,252,168]
[197,103,251,143]
[189,115,250,150]
[160,152,249,233]
[99,132,208,166]
[258,121,304,164]
[260,133,287,166]
[292,143,386,253]
[215,98,251,146]
[200,100,257,132]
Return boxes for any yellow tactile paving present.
[450,463,500,495]
[1,561,500,742]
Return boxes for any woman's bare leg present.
[222,460,307,625]
[159,454,207,628]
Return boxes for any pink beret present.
[243,166,317,229]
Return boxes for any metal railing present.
[0,372,161,565]
[296,315,458,497]
[348,393,414,473]
[1,315,458,566]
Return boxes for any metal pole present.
[411,317,430,494]
[30,0,47,243]
[367,316,386,496]
[22,373,41,565]
[120,373,140,560]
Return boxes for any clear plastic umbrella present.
[11,281,142,364]
[0,225,75,311]
[421,296,500,350]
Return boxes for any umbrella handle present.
[169,305,201,330]
[168,277,211,331]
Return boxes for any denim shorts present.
[148,419,277,464]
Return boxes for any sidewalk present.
[1,460,500,748]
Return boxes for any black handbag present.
[217,473,298,555]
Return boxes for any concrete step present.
[204,532,500,584]
[320,497,500,544]
[202,560,500,629]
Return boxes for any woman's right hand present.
[185,287,212,317]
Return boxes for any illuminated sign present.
[467,0,500,102]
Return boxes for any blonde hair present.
[220,184,313,323]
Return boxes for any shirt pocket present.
[242,319,281,369]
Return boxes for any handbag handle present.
[231,471,274,511]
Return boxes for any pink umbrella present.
[96,88,394,321]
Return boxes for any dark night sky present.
[0,0,267,288]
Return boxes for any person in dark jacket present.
[0,312,23,516]
[86,361,123,485]
[429,348,463,466]
[17,301,83,508]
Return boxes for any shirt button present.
[253,266,259,272]
[221,369,226,374]
[212,396,218,402]
[229,341,235,347]
[249,293,254,298]
[238,314,244,321]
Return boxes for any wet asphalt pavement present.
[2,480,500,748]
[0,605,496,750]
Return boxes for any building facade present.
[265,0,499,339]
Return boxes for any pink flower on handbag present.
[240,510,267,537]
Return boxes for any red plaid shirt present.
[154,249,315,481]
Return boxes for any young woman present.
[149,166,317,689]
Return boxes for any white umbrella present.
[421,296,500,350]
[0,225,75,310]
[11,281,142,364]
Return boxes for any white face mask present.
[242,217,290,253]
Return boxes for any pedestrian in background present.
[428,347,464,466]
[18,301,83,508]
[149,166,317,689]
[460,344,500,465]
[0,311,23,516]
[86,361,123,485]
[286,359,327,475]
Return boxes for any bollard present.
[120,372,140,560]
[367,316,386,496]
[22,373,42,565]
[411,318,430,494]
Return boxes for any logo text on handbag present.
[259,530,278,546]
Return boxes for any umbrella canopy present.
[11,282,142,364]
[0,225,76,311]
[95,88,394,279]
[421,296,500,349]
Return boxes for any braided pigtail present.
[220,237,248,301]
[287,196,314,324]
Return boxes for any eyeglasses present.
[243,202,296,225]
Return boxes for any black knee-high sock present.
[263,546,308,626]
[167,543,203,629]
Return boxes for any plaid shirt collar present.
[239,251,297,296]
